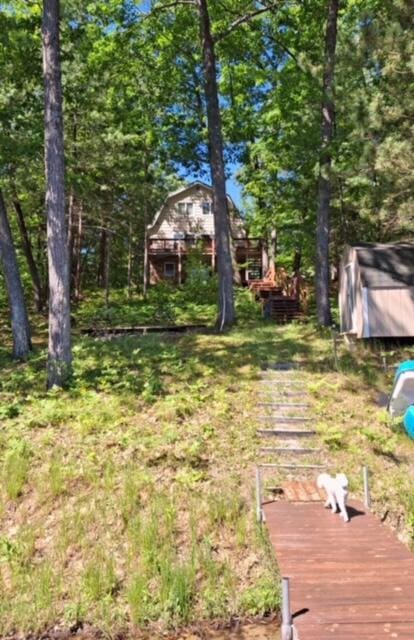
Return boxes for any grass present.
[0,286,414,636]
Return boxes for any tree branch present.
[136,0,196,19]
[214,4,279,42]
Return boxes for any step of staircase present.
[258,416,312,422]
[257,429,316,437]
[260,447,321,454]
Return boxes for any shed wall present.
[339,246,361,333]
[366,288,414,337]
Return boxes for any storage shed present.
[339,243,414,338]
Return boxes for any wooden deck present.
[263,498,414,639]
[80,324,208,336]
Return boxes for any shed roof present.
[354,243,414,287]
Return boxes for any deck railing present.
[148,237,264,254]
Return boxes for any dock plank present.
[263,499,414,639]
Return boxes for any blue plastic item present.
[404,406,414,439]
[395,360,414,380]
[389,360,414,417]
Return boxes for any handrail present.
[148,237,264,252]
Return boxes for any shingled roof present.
[355,243,414,287]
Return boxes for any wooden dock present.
[264,498,414,639]
[255,362,414,638]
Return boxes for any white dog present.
[317,472,349,522]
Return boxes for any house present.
[145,182,266,286]
[339,243,414,338]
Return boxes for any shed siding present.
[355,257,364,338]
[366,288,414,337]
[339,246,359,333]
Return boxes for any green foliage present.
[406,493,414,544]
[318,423,346,451]
[182,244,218,301]
[360,426,398,457]
[239,576,280,616]
[2,439,31,499]
[82,555,118,602]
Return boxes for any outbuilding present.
[339,243,414,338]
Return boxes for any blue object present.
[404,405,414,439]
[389,360,414,417]
[395,361,414,380]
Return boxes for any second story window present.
[202,200,211,215]
[178,202,193,215]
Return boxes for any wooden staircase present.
[264,295,302,324]
[249,266,304,324]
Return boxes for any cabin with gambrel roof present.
[144,182,266,286]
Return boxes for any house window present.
[164,262,176,278]
[202,200,211,215]
[178,202,193,215]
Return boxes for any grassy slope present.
[0,289,413,636]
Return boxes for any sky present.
[183,161,244,210]
[226,166,243,210]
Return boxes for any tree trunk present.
[98,227,108,287]
[268,229,277,279]
[230,236,241,285]
[293,247,302,274]
[72,199,83,300]
[42,0,72,387]
[127,220,133,297]
[198,0,235,329]
[315,0,339,326]
[0,190,32,359]
[11,190,45,311]
[104,230,111,307]
[68,187,75,265]
[143,230,149,296]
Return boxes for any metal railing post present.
[281,577,293,640]
[363,466,371,510]
[331,327,339,371]
[255,465,263,523]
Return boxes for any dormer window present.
[202,200,211,215]
[178,202,193,215]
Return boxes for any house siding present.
[146,183,259,286]
[148,183,244,239]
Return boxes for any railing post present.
[331,326,339,371]
[363,466,371,510]
[255,466,263,523]
[281,577,293,640]
[143,233,149,295]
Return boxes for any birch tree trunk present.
[0,190,32,359]
[198,0,235,329]
[42,0,72,387]
[315,0,339,326]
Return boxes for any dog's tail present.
[317,473,328,489]
[336,473,348,488]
